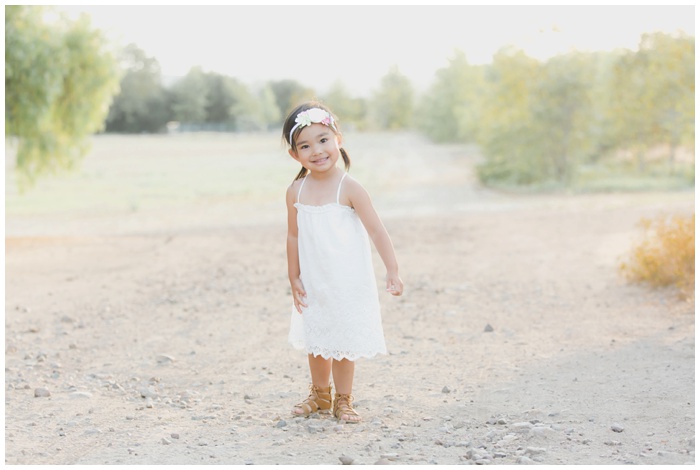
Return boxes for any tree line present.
[417,35,694,187]
[6,6,694,187]
[104,45,412,135]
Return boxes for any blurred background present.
[5,5,695,238]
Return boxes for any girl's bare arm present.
[346,178,403,296]
[286,183,307,312]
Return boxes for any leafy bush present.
[620,213,695,300]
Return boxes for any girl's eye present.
[320,138,328,143]
[300,144,309,149]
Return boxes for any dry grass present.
[620,212,695,300]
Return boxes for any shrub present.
[620,213,695,300]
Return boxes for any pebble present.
[525,447,546,455]
[442,386,451,394]
[374,458,392,465]
[161,438,171,445]
[484,324,494,332]
[517,456,536,464]
[339,455,354,465]
[70,391,92,399]
[171,433,180,439]
[475,459,491,465]
[156,354,174,364]
[611,424,624,433]
[34,388,51,398]
[139,387,157,398]
[275,420,287,428]
[511,422,533,432]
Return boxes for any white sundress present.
[288,172,387,361]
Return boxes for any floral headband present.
[289,108,337,144]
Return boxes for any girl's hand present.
[290,278,308,313]
[385,273,404,296]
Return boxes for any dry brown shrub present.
[620,212,695,301]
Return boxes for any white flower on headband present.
[289,108,336,143]
[296,108,331,127]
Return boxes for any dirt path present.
[5,183,694,464]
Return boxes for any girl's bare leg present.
[292,354,332,415]
[332,359,361,422]
[331,358,354,394]
[308,353,332,388]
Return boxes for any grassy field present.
[5,132,483,235]
[5,132,694,236]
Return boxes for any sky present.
[56,4,695,98]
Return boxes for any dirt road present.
[4,133,694,464]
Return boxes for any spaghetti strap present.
[297,177,307,204]
[336,173,348,204]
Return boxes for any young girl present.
[283,101,403,423]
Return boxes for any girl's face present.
[289,123,343,173]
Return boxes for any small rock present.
[611,424,624,433]
[442,386,451,394]
[140,387,157,398]
[161,438,171,445]
[381,453,399,460]
[511,422,533,432]
[374,458,392,465]
[34,388,51,398]
[525,447,546,455]
[70,391,92,399]
[171,433,180,439]
[484,324,494,332]
[275,420,287,428]
[339,455,354,465]
[156,354,174,364]
[475,459,491,465]
[145,397,154,408]
[517,456,536,465]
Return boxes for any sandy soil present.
[4,134,695,465]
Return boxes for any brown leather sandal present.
[292,384,333,417]
[333,393,362,423]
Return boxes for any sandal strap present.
[294,384,332,416]
[333,393,361,419]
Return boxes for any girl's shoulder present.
[341,174,373,207]
[288,176,309,193]
[286,178,304,202]
[342,174,368,195]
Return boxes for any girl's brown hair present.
[282,101,351,181]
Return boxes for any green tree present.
[105,43,169,133]
[5,5,120,182]
[322,81,367,130]
[369,65,414,130]
[604,32,694,172]
[416,50,485,142]
[203,72,239,124]
[528,52,597,184]
[169,66,208,123]
[230,82,282,131]
[475,47,543,184]
[269,79,317,123]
